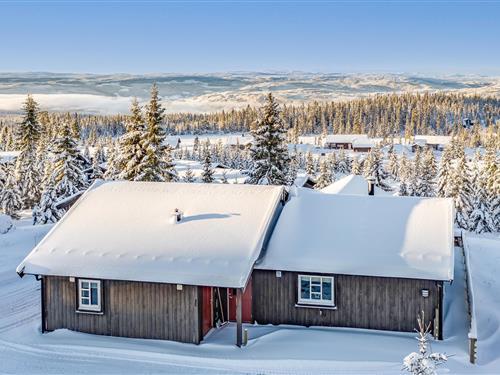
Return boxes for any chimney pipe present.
[367,177,375,196]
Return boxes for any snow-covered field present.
[1,216,500,374]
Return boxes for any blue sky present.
[1,0,499,74]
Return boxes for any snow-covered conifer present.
[32,176,63,225]
[315,159,333,189]
[305,152,315,176]
[139,84,167,182]
[247,93,289,185]
[220,170,229,184]
[286,154,299,186]
[182,166,196,183]
[14,94,42,208]
[402,312,447,375]
[450,152,473,229]
[50,122,87,199]
[201,143,215,183]
[363,146,390,191]
[416,149,437,197]
[0,166,22,219]
[436,145,453,198]
[387,150,399,180]
[351,156,361,175]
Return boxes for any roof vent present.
[171,208,183,224]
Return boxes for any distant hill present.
[0,72,499,114]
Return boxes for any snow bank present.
[17,182,284,288]
[257,189,454,281]
[320,174,390,196]
[0,214,13,234]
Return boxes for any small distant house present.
[411,140,427,153]
[226,137,252,151]
[294,174,317,189]
[352,138,374,153]
[323,134,368,150]
[414,136,451,151]
[253,190,454,340]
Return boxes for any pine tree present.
[139,84,167,182]
[351,156,361,175]
[116,99,148,181]
[305,152,316,176]
[286,154,299,186]
[387,150,399,180]
[363,146,390,191]
[247,94,289,185]
[32,176,63,225]
[436,146,453,198]
[220,170,229,184]
[89,155,104,181]
[104,142,120,180]
[50,122,87,199]
[450,152,473,230]
[0,166,22,219]
[416,149,437,197]
[162,144,178,182]
[315,159,333,189]
[14,94,42,208]
[201,143,215,183]
[468,161,493,234]
[182,166,196,183]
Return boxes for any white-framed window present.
[298,275,335,307]
[78,279,102,312]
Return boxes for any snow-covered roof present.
[17,181,284,288]
[256,189,454,281]
[320,174,390,196]
[352,138,375,148]
[324,134,368,144]
[414,135,451,145]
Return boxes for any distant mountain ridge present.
[0,72,499,114]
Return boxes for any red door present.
[228,277,253,323]
[202,286,213,336]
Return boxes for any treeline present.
[0,92,499,152]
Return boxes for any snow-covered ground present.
[465,233,500,366]
[1,216,500,373]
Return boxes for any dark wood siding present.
[252,270,442,334]
[43,276,201,344]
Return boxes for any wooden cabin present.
[17,181,285,346]
[253,190,454,340]
[17,182,454,346]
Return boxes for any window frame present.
[297,274,335,307]
[77,279,102,312]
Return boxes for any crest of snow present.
[0,214,14,234]
[414,135,452,146]
[320,174,391,196]
[17,181,284,288]
[257,189,454,281]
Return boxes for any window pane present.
[311,277,321,285]
[311,284,321,294]
[82,290,89,298]
[81,282,89,289]
[90,282,98,289]
[311,292,321,300]
[300,278,310,299]
[81,298,89,305]
[322,279,332,301]
[90,287,99,305]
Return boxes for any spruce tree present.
[351,156,361,175]
[450,152,473,229]
[32,176,63,225]
[116,99,148,181]
[15,94,42,208]
[315,159,333,189]
[437,145,453,198]
[182,166,196,183]
[286,154,299,185]
[363,146,390,191]
[468,160,493,234]
[416,149,437,197]
[0,166,22,219]
[305,152,316,176]
[201,143,215,183]
[104,142,120,180]
[387,151,399,180]
[247,93,289,185]
[50,122,87,199]
[139,83,167,182]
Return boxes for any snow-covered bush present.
[403,312,447,375]
[0,214,14,234]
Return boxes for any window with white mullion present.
[78,279,102,312]
[298,275,334,306]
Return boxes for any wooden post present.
[236,288,242,347]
